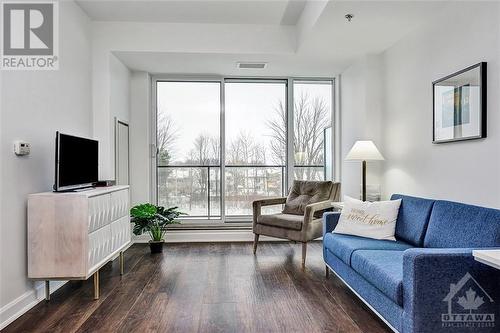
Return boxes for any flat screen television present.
[54,132,98,192]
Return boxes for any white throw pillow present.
[333,196,401,241]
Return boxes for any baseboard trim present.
[133,229,288,243]
[0,280,66,330]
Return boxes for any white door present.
[115,120,129,185]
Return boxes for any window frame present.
[153,77,224,224]
[291,79,336,181]
[151,75,337,226]
[223,78,288,222]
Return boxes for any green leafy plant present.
[130,203,183,241]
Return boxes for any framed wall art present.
[432,62,486,143]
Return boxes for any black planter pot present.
[149,240,164,253]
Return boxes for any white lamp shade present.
[345,140,384,161]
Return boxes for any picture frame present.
[432,62,486,143]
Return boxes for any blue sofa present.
[323,194,500,333]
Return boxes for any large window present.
[225,81,287,216]
[156,82,221,218]
[155,78,334,222]
[293,81,333,180]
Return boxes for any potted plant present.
[130,203,183,253]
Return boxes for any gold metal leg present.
[93,270,100,300]
[119,251,124,276]
[253,234,259,254]
[45,280,50,301]
[325,265,330,278]
[301,242,307,268]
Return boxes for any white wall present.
[340,55,384,199]
[109,54,131,180]
[341,2,500,208]
[93,52,131,182]
[0,1,92,327]
[91,21,295,181]
[129,72,151,205]
[381,2,500,207]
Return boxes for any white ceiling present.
[112,51,344,76]
[76,0,306,25]
[299,1,446,59]
[80,0,449,75]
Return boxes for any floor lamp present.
[345,141,384,201]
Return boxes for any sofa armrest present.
[322,212,341,235]
[402,248,500,333]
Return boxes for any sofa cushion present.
[351,250,404,306]
[391,194,435,247]
[324,250,404,332]
[424,200,500,248]
[257,213,304,231]
[323,232,413,265]
[282,180,333,216]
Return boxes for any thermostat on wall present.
[14,141,31,156]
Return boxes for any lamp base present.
[362,160,367,202]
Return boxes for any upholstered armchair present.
[252,180,341,267]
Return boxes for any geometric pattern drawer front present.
[88,225,112,271]
[110,189,129,223]
[88,194,111,233]
[110,216,131,253]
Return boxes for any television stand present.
[72,187,96,192]
[28,185,131,300]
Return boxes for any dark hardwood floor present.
[4,242,390,333]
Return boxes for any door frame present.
[114,117,130,185]
[150,75,337,226]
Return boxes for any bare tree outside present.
[157,112,178,166]
[226,131,265,165]
[267,93,330,180]
[224,132,275,214]
[185,134,219,212]
[157,112,181,212]
[267,100,287,165]
[188,134,219,165]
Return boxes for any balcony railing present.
[157,164,325,219]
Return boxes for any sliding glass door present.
[156,81,221,219]
[224,81,287,217]
[155,78,334,223]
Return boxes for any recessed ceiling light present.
[345,14,354,22]
[237,62,267,69]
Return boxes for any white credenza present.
[27,185,131,299]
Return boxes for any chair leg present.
[253,234,259,254]
[45,280,50,301]
[301,242,307,268]
[325,265,330,278]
